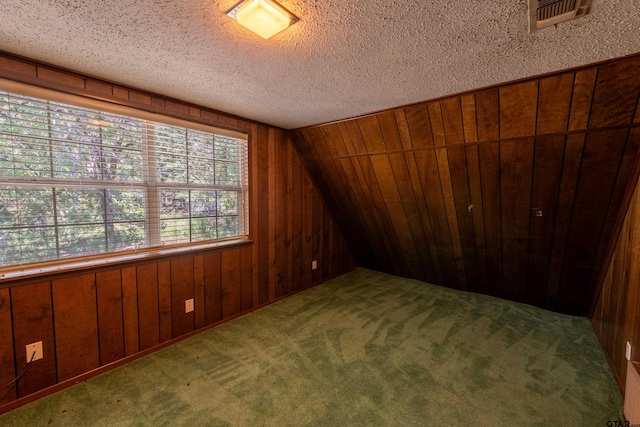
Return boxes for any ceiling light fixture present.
[227,0,298,39]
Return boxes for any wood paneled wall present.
[291,54,640,316]
[0,53,355,411]
[592,173,640,393]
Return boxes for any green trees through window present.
[0,91,247,266]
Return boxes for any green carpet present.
[0,268,623,426]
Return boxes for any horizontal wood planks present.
[0,52,355,411]
[292,53,640,316]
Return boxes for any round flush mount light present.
[227,0,298,39]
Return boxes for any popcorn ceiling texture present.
[0,0,638,129]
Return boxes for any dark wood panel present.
[526,135,566,307]
[302,171,314,288]
[592,172,640,393]
[460,94,478,143]
[257,124,270,305]
[557,129,629,314]
[404,151,443,284]
[11,282,57,397]
[546,134,585,309]
[170,257,195,337]
[475,89,500,142]
[52,274,99,382]
[441,97,465,146]
[465,144,489,293]
[403,104,433,149]
[0,288,15,404]
[500,138,534,303]
[479,142,503,297]
[499,81,538,139]
[358,116,387,153]
[568,68,597,131]
[275,130,289,298]
[121,266,139,356]
[204,251,222,324]
[137,263,160,351]
[96,269,125,365]
[193,255,206,330]
[448,145,479,291]
[157,260,172,343]
[537,73,574,134]
[240,245,252,311]
[221,248,241,318]
[388,152,436,282]
[291,150,304,292]
[414,149,459,287]
[370,154,420,278]
[590,56,640,128]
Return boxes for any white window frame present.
[0,78,249,273]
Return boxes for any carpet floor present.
[0,268,623,426]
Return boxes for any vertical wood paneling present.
[292,54,640,318]
[96,269,125,365]
[121,266,139,356]
[11,282,56,397]
[137,263,160,351]
[0,289,17,405]
[592,172,640,393]
[0,289,15,404]
[240,246,252,312]
[52,274,99,382]
[204,251,222,324]
[558,129,628,313]
[590,57,640,128]
[526,135,566,307]
[568,68,598,131]
[500,138,534,303]
[193,255,206,330]
[537,73,574,134]
[221,249,241,318]
[415,149,459,287]
[170,257,195,337]
[546,134,585,309]
[479,143,503,297]
[157,260,172,343]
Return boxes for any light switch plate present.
[185,298,194,313]
[312,260,318,270]
[26,341,43,362]
[627,341,632,361]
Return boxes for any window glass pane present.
[190,191,217,217]
[58,224,106,258]
[217,216,238,238]
[0,187,54,228]
[110,222,145,252]
[215,161,238,186]
[56,188,104,224]
[160,218,190,245]
[217,191,238,215]
[156,124,187,183]
[0,228,57,265]
[191,217,217,241]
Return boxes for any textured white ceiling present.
[0,0,638,129]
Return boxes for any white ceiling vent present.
[528,0,592,32]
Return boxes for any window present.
[0,82,248,267]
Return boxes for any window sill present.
[0,237,253,285]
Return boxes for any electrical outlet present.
[185,298,194,313]
[26,341,43,362]
[312,260,318,270]
[627,341,632,361]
